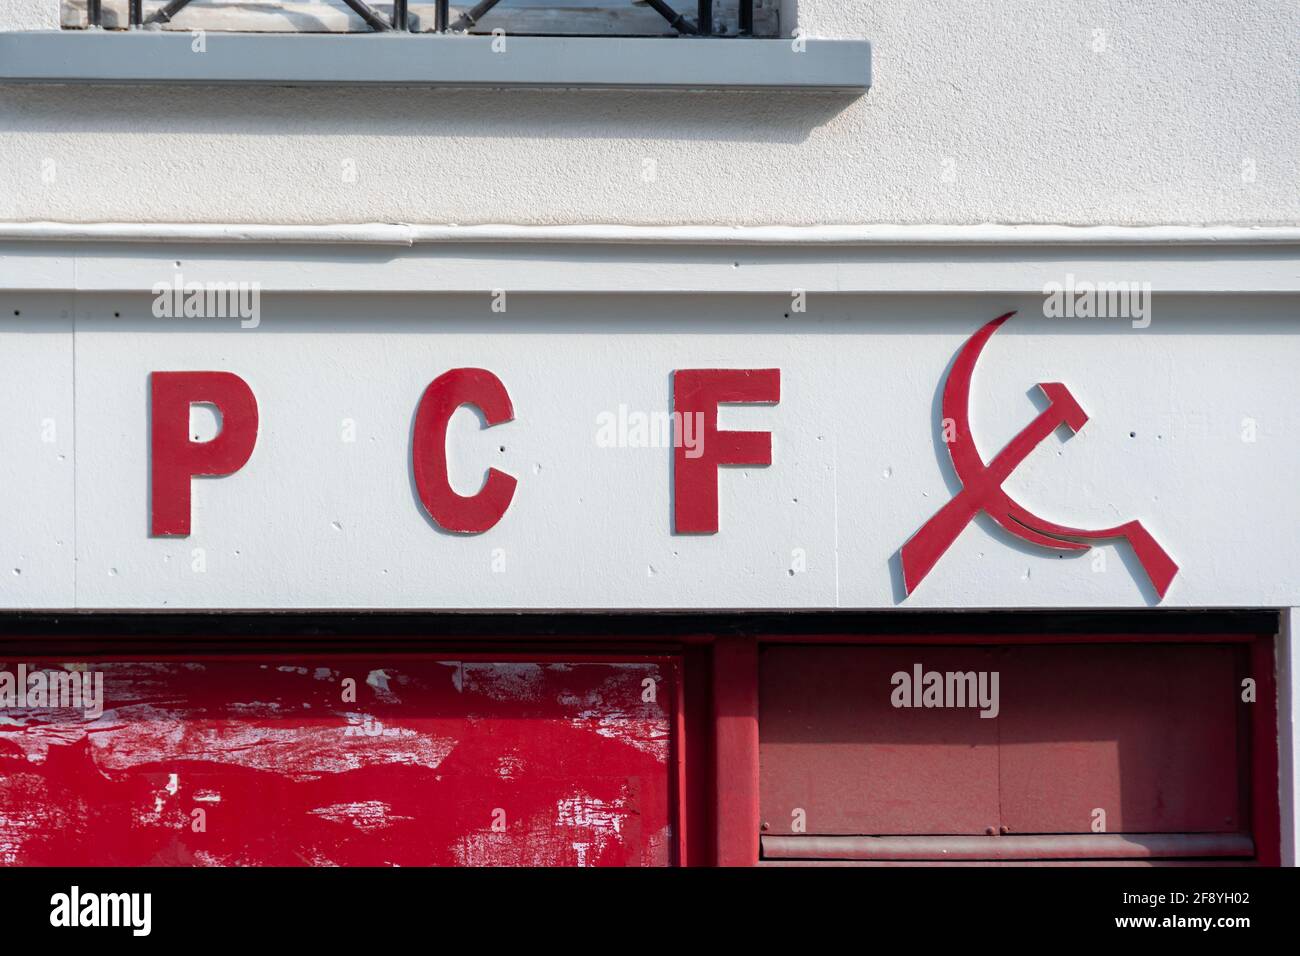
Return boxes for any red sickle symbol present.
[900,312,1178,599]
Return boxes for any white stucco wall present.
[0,0,1296,227]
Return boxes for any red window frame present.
[712,627,1281,867]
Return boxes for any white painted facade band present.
[0,238,1296,612]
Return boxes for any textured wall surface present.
[0,0,1296,226]
[0,1,59,31]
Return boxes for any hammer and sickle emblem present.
[900,312,1178,599]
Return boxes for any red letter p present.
[151,371,259,536]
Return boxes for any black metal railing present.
[84,0,758,36]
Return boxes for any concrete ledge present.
[2,224,1298,294]
[2,223,1296,247]
[0,31,871,91]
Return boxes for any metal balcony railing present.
[77,0,762,37]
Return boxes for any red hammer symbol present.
[900,313,1178,598]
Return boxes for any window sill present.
[0,31,871,92]
[761,833,1257,862]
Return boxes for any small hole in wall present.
[1129,431,1136,438]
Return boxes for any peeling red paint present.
[0,658,674,866]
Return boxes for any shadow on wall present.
[0,81,853,146]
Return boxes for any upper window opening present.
[62,0,781,37]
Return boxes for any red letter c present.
[413,368,517,534]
